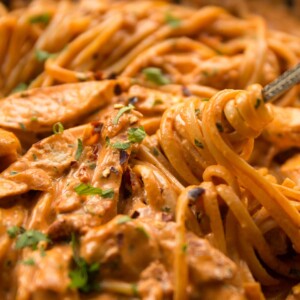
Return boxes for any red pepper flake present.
[114,83,122,95]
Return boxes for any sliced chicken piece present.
[0,80,128,133]
[263,105,300,149]
[81,217,246,299]
[0,126,82,199]
[15,245,78,300]
[0,128,21,171]
[47,108,143,234]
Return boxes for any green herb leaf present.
[101,188,114,199]
[88,163,96,170]
[7,226,25,238]
[111,141,131,150]
[201,98,210,102]
[53,122,64,134]
[128,127,146,143]
[117,216,132,224]
[75,139,83,160]
[32,153,38,161]
[136,226,150,239]
[113,105,134,125]
[132,283,139,297]
[152,99,163,106]
[29,13,50,24]
[69,233,100,292]
[12,83,28,94]
[194,139,204,149]
[142,67,170,85]
[182,243,188,253]
[10,171,19,175]
[31,116,38,122]
[22,258,35,265]
[15,230,50,250]
[152,147,159,156]
[35,49,55,62]
[19,123,26,131]
[74,183,114,198]
[165,12,181,28]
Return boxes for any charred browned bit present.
[262,63,300,103]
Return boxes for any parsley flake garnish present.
[182,243,188,253]
[29,13,50,24]
[74,183,114,198]
[165,12,181,28]
[113,104,134,125]
[7,226,25,238]
[142,67,171,85]
[35,49,55,62]
[152,99,164,106]
[111,141,131,150]
[12,83,28,94]
[53,122,64,134]
[19,123,26,131]
[69,233,100,292]
[9,171,19,175]
[128,127,146,143]
[75,139,83,160]
[15,230,50,250]
[136,226,150,239]
[117,216,132,224]
[22,258,35,266]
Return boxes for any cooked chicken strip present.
[0,80,128,133]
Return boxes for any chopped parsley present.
[7,226,25,238]
[29,13,50,24]
[216,122,224,132]
[194,139,204,149]
[111,141,131,150]
[142,67,171,85]
[117,216,132,224]
[69,233,100,292]
[195,109,200,116]
[136,226,150,239]
[152,99,164,106]
[74,183,114,198]
[35,49,55,62]
[132,283,139,297]
[32,153,38,161]
[22,258,35,266]
[152,147,159,156]
[88,163,96,170]
[9,171,19,175]
[201,98,209,102]
[52,122,64,134]
[113,104,134,125]
[165,12,181,28]
[75,139,83,160]
[19,122,26,131]
[12,83,28,93]
[182,243,188,253]
[128,127,146,143]
[15,230,50,250]
[31,116,38,122]
[255,98,261,109]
